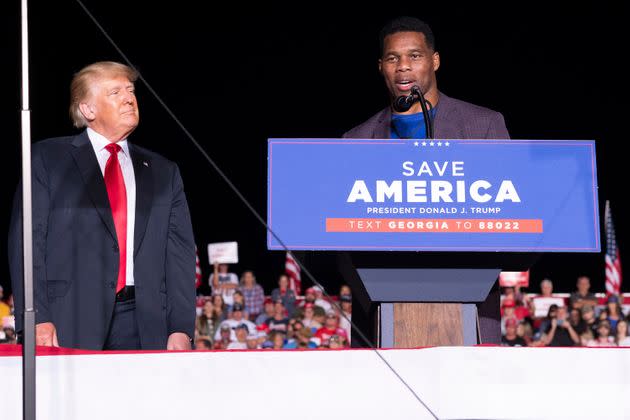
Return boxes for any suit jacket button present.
[113,244,119,252]
[109,282,115,288]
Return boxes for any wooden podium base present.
[388,303,471,347]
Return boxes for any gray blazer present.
[343,92,509,139]
[341,91,509,344]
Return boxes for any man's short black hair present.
[379,16,436,56]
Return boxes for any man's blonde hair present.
[69,61,139,128]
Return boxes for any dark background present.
[1,3,626,297]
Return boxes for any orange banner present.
[325,218,542,233]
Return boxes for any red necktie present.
[104,143,127,294]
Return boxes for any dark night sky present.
[1,3,627,297]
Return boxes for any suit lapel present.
[433,92,458,139]
[70,131,118,242]
[374,108,391,139]
[129,144,153,258]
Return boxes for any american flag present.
[605,200,622,295]
[195,246,202,289]
[285,252,302,295]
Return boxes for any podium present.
[267,138,600,347]
[337,251,537,346]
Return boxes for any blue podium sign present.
[267,139,600,252]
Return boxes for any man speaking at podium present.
[344,17,510,343]
[344,16,509,140]
[9,62,196,350]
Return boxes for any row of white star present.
[413,141,450,147]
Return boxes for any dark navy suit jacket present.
[9,130,196,350]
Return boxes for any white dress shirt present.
[87,128,136,286]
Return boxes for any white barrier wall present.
[1,345,630,420]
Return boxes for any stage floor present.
[1,344,629,419]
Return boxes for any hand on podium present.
[167,332,191,350]
[36,322,59,347]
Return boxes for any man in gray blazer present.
[344,16,509,140]
[344,17,509,344]
[9,62,196,350]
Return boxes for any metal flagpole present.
[20,0,36,418]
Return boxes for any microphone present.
[393,92,415,112]
[393,85,423,112]
[391,85,434,139]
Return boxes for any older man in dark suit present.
[9,61,196,350]
[344,17,509,344]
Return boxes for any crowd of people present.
[0,285,16,344]
[3,271,630,349]
[501,276,630,347]
[195,264,353,350]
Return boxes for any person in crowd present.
[315,311,349,347]
[209,263,239,308]
[579,329,594,347]
[537,304,558,336]
[255,324,269,348]
[232,290,247,315]
[542,306,579,347]
[339,294,353,341]
[226,323,249,350]
[540,279,554,298]
[284,326,318,349]
[501,298,519,335]
[267,299,290,333]
[339,284,352,297]
[312,306,326,331]
[602,294,624,333]
[530,279,564,330]
[615,319,630,346]
[255,298,275,326]
[516,320,534,346]
[501,319,527,347]
[0,286,11,319]
[239,270,264,321]
[9,61,196,351]
[213,324,232,350]
[214,303,255,342]
[501,286,516,304]
[297,287,318,310]
[502,285,529,308]
[501,295,530,322]
[2,327,17,344]
[578,305,599,337]
[586,320,616,347]
[195,299,220,344]
[328,334,347,349]
[195,338,212,351]
[270,274,297,316]
[568,276,598,310]
[287,318,305,341]
[569,308,582,331]
[269,331,286,350]
[311,285,332,312]
[211,294,228,321]
[246,333,260,350]
[301,303,317,329]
